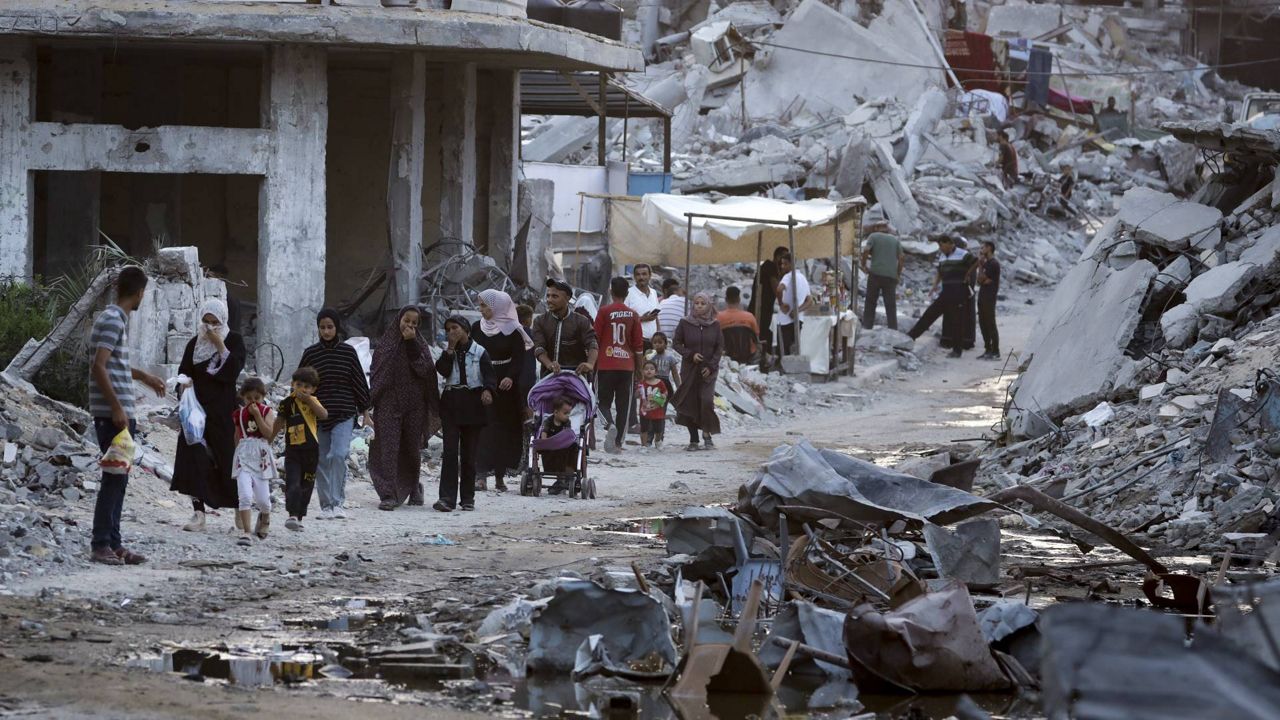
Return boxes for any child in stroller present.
[521,370,597,498]
[539,397,578,473]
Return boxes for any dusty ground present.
[0,293,1046,718]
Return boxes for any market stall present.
[608,194,866,377]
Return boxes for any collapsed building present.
[0,0,642,372]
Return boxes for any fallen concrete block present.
[1238,225,1280,272]
[1158,404,1181,418]
[1139,383,1167,401]
[1115,187,1221,250]
[984,3,1063,38]
[1160,303,1200,348]
[1183,261,1262,314]
[1171,394,1210,411]
[1011,229,1156,432]
[867,139,922,236]
[855,327,915,352]
[723,0,939,125]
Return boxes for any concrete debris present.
[1115,187,1221,250]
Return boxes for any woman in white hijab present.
[171,297,248,532]
[470,289,532,492]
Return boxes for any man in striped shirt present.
[88,266,166,566]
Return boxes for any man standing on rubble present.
[906,235,975,359]
[997,133,1018,189]
[532,278,599,378]
[859,218,904,331]
[87,266,166,565]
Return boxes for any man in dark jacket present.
[531,278,599,377]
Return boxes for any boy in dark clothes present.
[975,240,1002,360]
[274,366,328,530]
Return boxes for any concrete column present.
[46,49,103,279]
[0,40,34,280]
[486,69,520,272]
[388,52,427,309]
[258,45,327,374]
[439,62,477,245]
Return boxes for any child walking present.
[647,332,681,389]
[635,360,671,449]
[231,378,276,545]
[433,316,496,513]
[274,367,328,530]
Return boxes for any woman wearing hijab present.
[298,309,371,519]
[471,290,531,492]
[671,291,723,452]
[368,306,439,511]
[172,298,247,531]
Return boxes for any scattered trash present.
[526,580,677,675]
[843,581,1013,693]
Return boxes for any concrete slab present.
[1239,225,1280,273]
[1183,261,1262,314]
[721,0,940,125]
[1160,303,1199,348]
[984,3,1063,38]
[0,0,643,72]
[1012,254,1157,432]
[1139,383,1167,401]
[1115,186,1221,250]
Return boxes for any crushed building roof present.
[520,71,671,118]
[1161,121,1280,162]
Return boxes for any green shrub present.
[0,280,57,368]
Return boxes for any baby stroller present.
[521,371,598,499]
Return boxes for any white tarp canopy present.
[609,194,865,267]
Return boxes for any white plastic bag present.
[176,375,207,447]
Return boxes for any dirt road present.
[0,292,1042,718]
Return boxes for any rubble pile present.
[0,375,107,584]
[994,124,1280,550]
[526,0,1273,362]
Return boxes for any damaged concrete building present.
[0,0,642,371]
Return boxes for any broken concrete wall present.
[129,246,228,380]
[716,0,941,127]
[1011,219,1156,434]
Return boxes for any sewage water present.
[124,595,1044,719]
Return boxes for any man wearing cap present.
[532,278,599,377]
[859,216,904,331]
